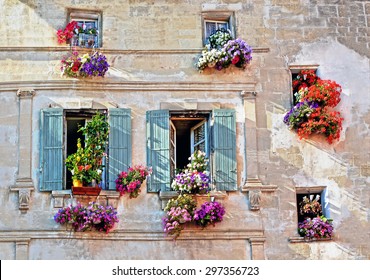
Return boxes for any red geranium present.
[231,55,240,65]
[300,79,342,107]
[57,21,78,44]
[297,107,343,144]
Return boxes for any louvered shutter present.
[212,109,237,191]
[39,108,64,191]
[107,108,132,190]
[146,110,171,192]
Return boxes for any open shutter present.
[107,108,132,190]
[39,108,64,191]
[212,109,237,191]
[146,110,170,192]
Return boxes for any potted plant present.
[284,70,343,144]
[193,200,226,228]
[54,202,119,233]
[162,194,197,239]
[299,194,322,218]
[65,112,109,195]
[115,165,152,198]
[60,50,109,78]
[298,215,334,240]
[196,29,252,71]
[171,150,211,195]
[57,21,99,48]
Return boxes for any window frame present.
[201,11,236,45]
[295,186,327,223]
[39,107,131,192]
[146,108,237,193]
[68,9,103,48]
[289,65,319,106]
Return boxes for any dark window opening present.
[169,112,209,178]
[64,110,107,189]
[296,192,323,223]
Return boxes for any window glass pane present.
[193,123,205,146]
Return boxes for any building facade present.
[0,0,369,260]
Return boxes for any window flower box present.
[196,29,252,72]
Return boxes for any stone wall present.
[0,0,369,260]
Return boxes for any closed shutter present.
[107,108,132,190]
[212,109,237,191]
[146,110,170,192]
[39,108,64,191]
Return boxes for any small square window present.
[202,11,235,45]
[289,65,319,105]
[68,9,102,48]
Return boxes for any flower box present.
[72,186,101,196]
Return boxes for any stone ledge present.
[51,189,120,208]
[288,236,333,243]
[0,229,264,241]
[0,46,270,54]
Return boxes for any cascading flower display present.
[54,202,119,233]
[171,150,210,194]
[196,29,252,71]
[284,70,343,144]
[162,194,197,239]
[283,101,319,130]
[115,165,152,198]
[193,201,226,228]
[61,50,109,78]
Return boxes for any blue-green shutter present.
[146,110,170,192]
[108,108,132,190]
[39,108,64,191]
[212,109,237,191]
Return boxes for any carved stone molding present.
[241,178,278,211]
[11,88,35,213]
[17,88,35,98]
[10,178,34,213]
[51,190,121,209]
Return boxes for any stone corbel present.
[10,179,34,214]
[241,178,277,211]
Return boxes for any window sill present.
[51,189,120,208]
[288,236,333,243]
[159,190,228,210]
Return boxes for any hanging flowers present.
[284,70,344,144]
[61,50,110,78]
[196,29,252,71]
[115,165,152,198]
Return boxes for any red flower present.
[231,55,240,65]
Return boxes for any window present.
[146,109,237,192]
[296,187,326,222]
[289,65,319,105]
[169,112,210,177]
[68,9,102,48]
[202,11,235,44]
[39,108,131,191]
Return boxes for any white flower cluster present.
[196,47,224,70]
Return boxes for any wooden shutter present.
[39,108,64,191]
[212,109,237,191]
[107,108,132,190]
[146,110,170,192]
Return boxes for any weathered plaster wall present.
[0,0,369,259]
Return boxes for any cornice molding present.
[0,80,256,93]
[0,229,264,241]
[0,46,270,54]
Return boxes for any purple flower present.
[283,101,319,129]
[298,216,333,239]
[193,201,225,228]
